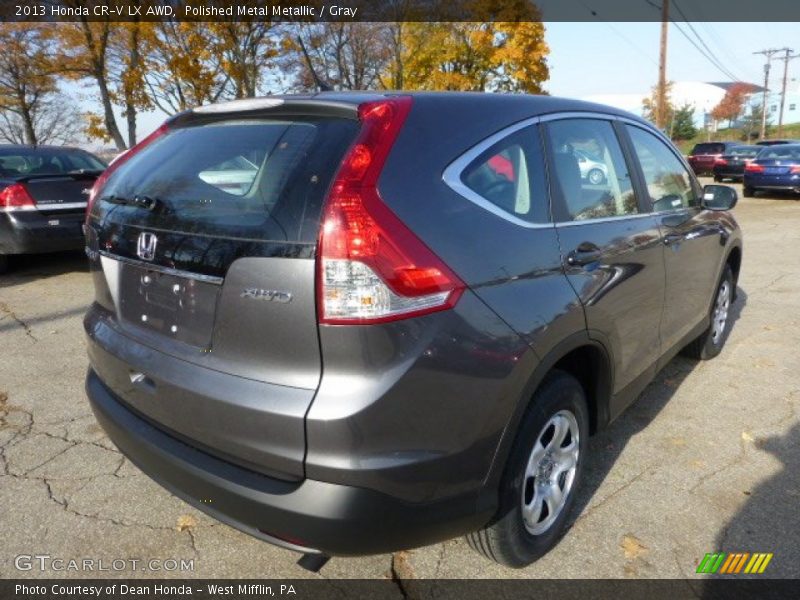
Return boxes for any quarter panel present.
[305,290,537,503]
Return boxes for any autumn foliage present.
[710,83,751,127]
[0,15,550,150]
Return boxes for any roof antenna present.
[296,36,333,92]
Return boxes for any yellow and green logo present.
[697,552,773,574]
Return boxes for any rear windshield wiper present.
[101,194,161,210]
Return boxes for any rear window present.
[0,148,106,178]
[757,145,800,160]
[96,118,359,243]
[691,143,725,155]
[729,146,760,157]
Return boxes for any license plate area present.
[118,263,220,348]
[764,167,787,175]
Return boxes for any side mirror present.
[702,184,738,211]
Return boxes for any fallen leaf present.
[741,431,755,443]
[175,514,198,532]
[621,534,648,559]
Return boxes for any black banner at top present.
[2,0,800,22]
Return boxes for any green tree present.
[670,103,697,141]
[740,104,770,142]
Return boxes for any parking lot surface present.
[1,179,798,580]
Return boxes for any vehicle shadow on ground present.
[699,424,800,589]
[0,251,88,288]
[565,288,749,537]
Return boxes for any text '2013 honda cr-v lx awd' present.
[84,92,742,568]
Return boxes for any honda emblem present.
[137,232,157,261]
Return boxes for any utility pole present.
[656,0,670,130]
[754,48,786,140]
[777,49,798,136]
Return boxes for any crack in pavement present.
[0,301,38,341]
[388,551,415,600]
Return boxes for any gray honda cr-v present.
[84,92,742,568]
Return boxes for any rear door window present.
[544,118,639,222]
[96,118,359,244]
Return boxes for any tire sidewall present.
[496,373,590,565]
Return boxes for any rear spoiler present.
[167,96,384,129]
[13,170,104,183]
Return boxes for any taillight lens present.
[745,163,765,173]
[86,123,169,221]
[0,183,36,212]
[714,158,728,166]
[317,97,465,324]
[790,165,800,174]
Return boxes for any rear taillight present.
[714,158,728,166]
[0,183,36,212]
[317,97,465,325]
[745,163,765,173]
[790,166,800,174]
[86,123,169,222]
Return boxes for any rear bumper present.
[0,210,85,255]
[712,166,745,179]
[744,173,800,191]
[86,369,491,556]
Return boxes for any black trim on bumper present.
[86,369,492,556]
[0,211,84,255]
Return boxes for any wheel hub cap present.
[521,410,580,535]
[711,281,730,345]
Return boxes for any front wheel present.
[743,186,755,198]
[683,265,734,360]
[466,371,589,567]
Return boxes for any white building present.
[582,80,800,129]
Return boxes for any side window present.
[460,124,548,223]
[626,125,699,212]
[545,119,638,222]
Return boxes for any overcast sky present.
[69,21,800,147]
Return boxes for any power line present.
[644,0,744,83]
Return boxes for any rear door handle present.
[566,242,602,266]
[663,233,684,246]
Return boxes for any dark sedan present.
[0,145,106,272]
[743,144,800,197]
[713,145,761,183]
[687,141,740,176]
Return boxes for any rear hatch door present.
[86,106,360,478]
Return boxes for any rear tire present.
[466,371,589,567]
[743,186,755,198]
[0,255,7,274]
[713,175,722,182]
[683,265,734,360]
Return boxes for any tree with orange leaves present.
[711,83,751,128]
